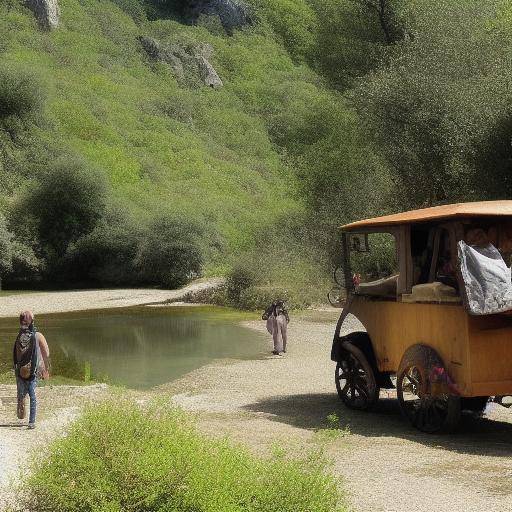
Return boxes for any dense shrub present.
[0,65,43,121]
[135,213,204,288]
[0,214,13,288]
[111,0,147,23]
[356,0,512,206]
[23,402,344,512]
[226,262,256,304]
[63,213,141,285]
[20,157,109,267]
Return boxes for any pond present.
[0,306,266,389]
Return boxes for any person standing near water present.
[13,311,50,429]
[262,299,289,355]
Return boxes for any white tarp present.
[458,240,512,315]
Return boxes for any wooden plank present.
[349,298,472,395]
[468,315,512,389]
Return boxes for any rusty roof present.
[342,201,512,231]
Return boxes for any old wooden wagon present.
[331,201,512,432]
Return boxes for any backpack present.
[13,326,38,381]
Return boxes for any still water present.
[0,306,266,389]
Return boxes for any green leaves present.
[356,0,512,207]
[24,401,345,512]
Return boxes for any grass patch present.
[21,400,346,512]
[314,413,351,443]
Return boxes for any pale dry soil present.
[1,307,512,512]
[166,314,512,512]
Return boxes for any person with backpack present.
[262,299,289,355]
[13,311,50,429]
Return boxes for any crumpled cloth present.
[458,240,512,315]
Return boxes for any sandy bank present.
[0,278,223,318]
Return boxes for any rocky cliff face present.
[26,0,60,30]
[189,0,251,33]
[139,37,223,88]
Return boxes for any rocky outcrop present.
[139,37,223,89]
[26,0,60,30]
[194,43,223,88]
[189,0,252,33]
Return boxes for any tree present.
[19,156,109,274]
[308,0,405,89]
[356,0,512,207]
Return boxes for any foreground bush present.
[23,402,343,512]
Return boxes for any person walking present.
[262,299,289,355]
[13,311,50,429]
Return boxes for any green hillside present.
[2,0,512,304]
[1,0,304,249]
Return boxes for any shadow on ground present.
[243,392,512,457]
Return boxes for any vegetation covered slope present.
[2,0,512,303]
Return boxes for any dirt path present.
[0,278,223,318]
[164,314,512,512]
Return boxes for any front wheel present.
[397,345,461,433]
[335,343,379,411]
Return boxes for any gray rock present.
[139,36,223,88]
[26,0,60,30]
[191,0,251,32]
[138,36,186,79]
[196,55,223,88]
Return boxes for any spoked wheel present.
[335,343,379,411]
[397,345,461,433]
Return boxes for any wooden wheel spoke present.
[335,341,379,411]
[354,383,369,400]
[397,349,461,433]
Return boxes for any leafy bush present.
[22,402,344,512]
[19,156,109,268]
[63,213,141,285]
[135,213,204,288]
[0,65,43,121]
[0,213,13,286]
[253,0,318,61]
[111,0,147,23]
[226,262,256,304]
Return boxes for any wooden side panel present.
[349,297,473,395]
[468,315,512,396]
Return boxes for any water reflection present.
[0,307,265,389]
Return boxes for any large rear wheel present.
[397,345,461,433]
[335,343,379,411]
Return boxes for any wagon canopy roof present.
[342,200,512,231]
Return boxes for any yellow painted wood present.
[349,297,472,395]
[348,297,512,396]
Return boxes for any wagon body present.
[332,201,512,431]
[350,298,512,397]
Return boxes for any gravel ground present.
[166,313,512,512]
[0,278,223,318]
[1,309,512,512]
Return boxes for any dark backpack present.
[13,326,38,381]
